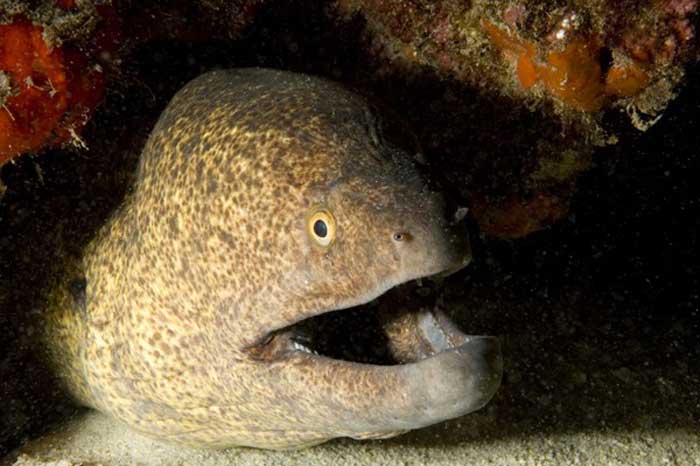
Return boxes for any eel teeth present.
[291,340,319,356]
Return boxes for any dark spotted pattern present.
[43,69,470,449]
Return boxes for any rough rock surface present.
[331,0,699,236]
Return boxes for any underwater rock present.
[331,0,698,236]
[334,0,696,115]
[0,0,262,168]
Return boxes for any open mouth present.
[242,273,502,439]
[247,277,501,369]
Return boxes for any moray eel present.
[44,68,502,449]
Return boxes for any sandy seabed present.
[4,411,698,466]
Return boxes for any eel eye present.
[308,209,336,247]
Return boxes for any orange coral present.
[0,8,119,165]
[605,62,649,97]
[55,0,76,9]
[483,20,649,112]
[471,192,569,239]
[0,19,70,164]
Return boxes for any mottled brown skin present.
[44,68,499,449]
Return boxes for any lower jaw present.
[243,279,503,437]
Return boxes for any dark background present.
[1,0,698,456]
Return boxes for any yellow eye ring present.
[307,209,336,247]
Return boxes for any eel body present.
[44,68,502,449]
